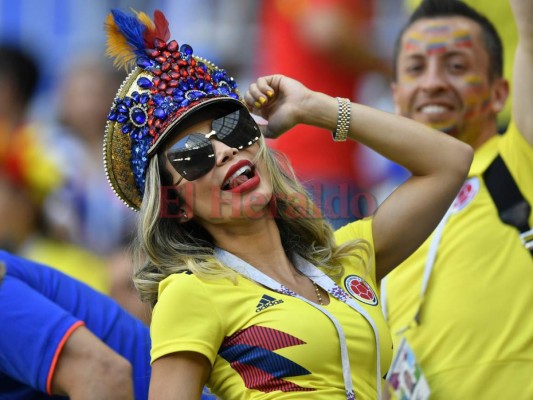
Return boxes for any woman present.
[103,9,472,400]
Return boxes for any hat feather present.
[105,9,152,70]
[142,10,169,46]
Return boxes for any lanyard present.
[381,207,452,334]
[381,179,477,331]
[215,248,382,400]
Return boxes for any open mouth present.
[222,165,256,191]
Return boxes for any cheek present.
[461,75,487,95]
[459,75,492,116]
[398,75,418,88]
[392,86,414,114]
[175,180,211,212]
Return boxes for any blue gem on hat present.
[130,136,152,197]
[180,44,193,60]
[137,76,153,89]
[107,90,151,139]
[185,90,206,101]
[172,77,218,108]
[130,107,147,126]
[153,107,167,119]
[137,57,155,69]
[154,97,180,121]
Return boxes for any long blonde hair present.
[133,138,371,307]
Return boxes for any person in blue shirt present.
[0,251,216,400]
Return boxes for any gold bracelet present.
[332,97,351,142]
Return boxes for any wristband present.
[332,97,351,142]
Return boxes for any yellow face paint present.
[453,29,474,48]
[464,75,484,88]
[404,31,424,51]
[462,73,490,118]
[402,23,474,56]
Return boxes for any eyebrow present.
[403,48,471,60]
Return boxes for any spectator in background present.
[0,252,144,400]
[257,0,391,228]
[0,44,110,293]
[0,250,217,400]
[45,55,137,256]
[43,55,148,317]
[0,44,60,227]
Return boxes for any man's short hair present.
[392,0,503,81]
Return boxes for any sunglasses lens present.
[166,108,261,182]
[212,109,260,150]
[167,134,215,181]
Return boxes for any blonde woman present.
[103,9,472,400]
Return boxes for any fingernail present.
[259,97,267,105]
[266,90,274,98]
[254,101,261,108]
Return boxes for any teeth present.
[223,166,251,188]
[420,105,448,114]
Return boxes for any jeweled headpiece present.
[104,9,241,210]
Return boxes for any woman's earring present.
[180,209,188,221]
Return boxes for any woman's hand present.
[244,75,313,138]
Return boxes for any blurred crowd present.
[0,0,415,322]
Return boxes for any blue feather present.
[111,9,147,58]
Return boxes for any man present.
[0,251,149,399]
[382,0,533,398]
[404,0,517,130]
[0,251,216,400]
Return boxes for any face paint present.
[403,24,474,57]
[404,31,424,52]
[464,75,484,88]
[464,96,492,118]
[462,74,491,118]
[453,29,474,48]
[393,17,501,147]
[424,24,451,56]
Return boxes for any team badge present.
[344,275,378,306]
[451,177,479,213]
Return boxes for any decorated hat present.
[104,9,243,210]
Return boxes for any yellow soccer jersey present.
[383,122,533,399]
[151,218,392,399]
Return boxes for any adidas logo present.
[256,294,284,312]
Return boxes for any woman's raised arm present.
[245,74,473,280]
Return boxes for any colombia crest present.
[344,275,378,306]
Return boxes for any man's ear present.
[490,78,509,113]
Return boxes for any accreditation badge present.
[385,338,430,400]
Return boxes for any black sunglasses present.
[166,109,261,183]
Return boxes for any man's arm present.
[52,325,134,400]
[510,0,533,145]
[0,250,154,399]
[0,274,135,399]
